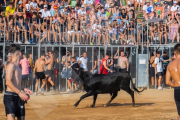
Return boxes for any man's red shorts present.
[54,68,58,75]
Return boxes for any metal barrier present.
[1,44,138,92]
[1,17,140,45]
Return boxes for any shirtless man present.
[34,53,46,95]
[114,50,129,72]
[45,51,54,91]
[166,43,180,120]
[4,44,32,120]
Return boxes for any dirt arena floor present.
[0,89,178,120]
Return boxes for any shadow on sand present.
[109,103,154,107]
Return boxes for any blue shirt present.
[50,9,56,16]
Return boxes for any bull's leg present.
[90,93,98,108]
[105,91,118,106]
[124,87,135,106]
[74,90,95,107]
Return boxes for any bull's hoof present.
[74,105,78,108]
[90,105,95,108]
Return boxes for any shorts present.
[93,69,98,74]
[35,71,45,80]
[165,1,173,6]
[156,72,163,77]
[149,67,155,77]
[0,0,4,4]
[67,31,75,35]
[45,70,53,78]
[54,68,59,76]
[22,74,28,81]
[4,91,25,117]
[174,87,180,115]
[25,12,31,19]
[119,68,127,72]
[28,72,33,80]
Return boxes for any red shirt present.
[99,58,109,74]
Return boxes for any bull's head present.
[71,67,85,81]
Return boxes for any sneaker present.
[158,86,163,90]
[54,42,58,45]
[48,42,51,44]
[107,44,111,45]
[25,41,30,44]
[67,89,70,92]
[34,92,37,96]
[14,41,17,43]
[78,42,80,45]
[38,90,44,95]
[151,42,153,45]
[17,41,22,44]
[90,42,93,45]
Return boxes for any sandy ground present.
[0,89,178,120]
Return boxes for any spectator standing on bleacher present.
[143,0,154,20]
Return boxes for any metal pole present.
[59,46,61,91]
[65,47,67,91]
[142,23,143,54]
[32,46,34,92]
[155,47,156,89]
[2,18,6,93]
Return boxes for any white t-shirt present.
[92,24,102,32]
[154,57,164,72]
[79,57,88,71]
[40,9,51,18]
[171,5,179,11]
[143,5,154,13]
[60,9,69,15]
[30,2,38,9]
[25,4,30,11]
[84,0,93,5]
[78,9,86,15]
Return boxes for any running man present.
[166,43,180,120]
[4,44,32,120]
[45,51,54,91]
[34,53,46,95]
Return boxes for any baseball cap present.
[44,4,48,8]
[174,1,178,4]
[164,1,167,4]
[71,7,75,9]
[156,2,160,5]
[81,5,84,8]
[18,1,23,4]
[146,0,150,3]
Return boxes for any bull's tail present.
[130,78,144,93]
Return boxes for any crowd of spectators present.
[0,0,180,45]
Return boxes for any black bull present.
[72,68,143,108]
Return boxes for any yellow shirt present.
[5,6,16,16]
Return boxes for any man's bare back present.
[6,63,22,92]
[166,58,180,87]
[166,44,180,120]
[35,58,45,72]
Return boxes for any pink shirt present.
[20,58,29,75]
